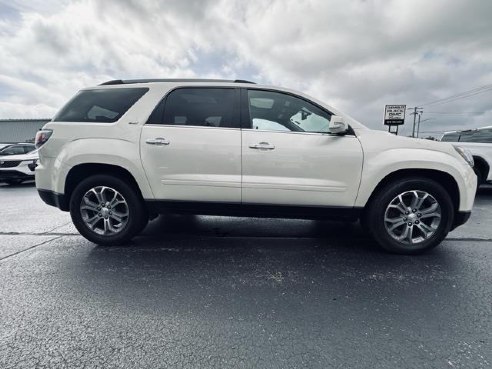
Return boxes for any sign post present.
[383,105,406,135]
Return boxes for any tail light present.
[35,129,53,149]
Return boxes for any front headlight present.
[453,146,474,167]
[21,159,37,165]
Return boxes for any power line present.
[426,111,487,115]
[420,83,492,107]
[430,88,492,107]
[420,84,492,106]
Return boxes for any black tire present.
[69,174,148,245]
[364,178,454,254]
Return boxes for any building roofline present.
[0,119,51,122]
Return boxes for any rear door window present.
[53,88,148,123]
[147,88,239,128]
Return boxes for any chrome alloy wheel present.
[384,190,442,245]
[80,186,129,236]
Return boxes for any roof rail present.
[233,79,256,84]
[99,79,256,86]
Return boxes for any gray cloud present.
[0,0,491,136]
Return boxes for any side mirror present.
[328,116,348,135]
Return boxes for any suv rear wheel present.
[69,175,148,245]
[364,178,454,254]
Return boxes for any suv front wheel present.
[364,178,454,254]
[69,175,148,245]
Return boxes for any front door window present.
[247,89,332,133]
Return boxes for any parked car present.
[35,79,476,254]
[441,127,492,186]
[0,143,38,185]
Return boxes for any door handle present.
[249,142,275,150]
[146,137,170,146]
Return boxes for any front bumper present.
[0,159,37,181]
[0,169,35,181]
[460,166,477,212]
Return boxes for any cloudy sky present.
[0,0,491,135]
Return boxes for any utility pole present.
[416,112,421,138]
[408,107,423,137]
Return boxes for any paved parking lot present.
[0,182,491,368]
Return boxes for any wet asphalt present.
[0,183,491,368]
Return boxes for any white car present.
[35,79,476,254]
[0,143,38,185]
[441,127,492,186]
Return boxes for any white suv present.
[35,79,476,254]
[441,127,492,186]
[0,143,38,185]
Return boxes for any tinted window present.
[247,90,332,133]
[458,131,474,142]
[148,88,238,128]
[475,128,492,143]
[53,88,148,123]
[459,128,492,143]
[22,145,36,153]
[441,132,460,142]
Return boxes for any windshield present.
[0,144,34,156]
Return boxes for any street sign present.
[384,105,406,126]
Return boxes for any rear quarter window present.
[53,88,148,123]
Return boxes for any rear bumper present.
[37,189,69,211]
[452,211,471,230]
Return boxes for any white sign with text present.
[384,105,406,125]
